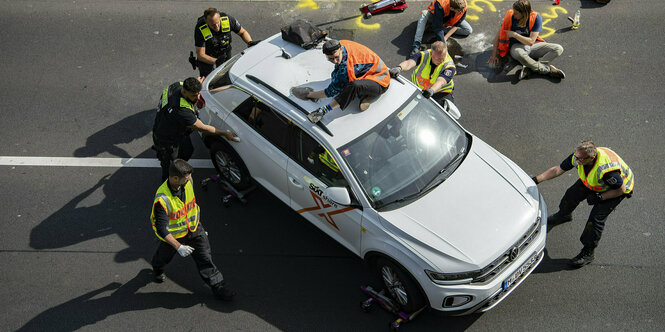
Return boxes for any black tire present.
[209,141,251,190]
[375,257,427,313]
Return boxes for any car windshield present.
[338,92,469,210]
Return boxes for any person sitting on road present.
[411,0,472,57]
[390,40,457,105]
[293,39,390,124]
[488,0,566,80]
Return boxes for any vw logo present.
[509,247,520,261]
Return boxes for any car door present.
[227,97,291,204]
[286,127,363,255]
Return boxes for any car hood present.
[379,138,540,272]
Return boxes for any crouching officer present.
[532,140,634,268]
[150,159,235,301]
[152,77,237,182]
[390,40,457,105]
[194,7,258,77]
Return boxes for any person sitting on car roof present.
[296,39,390,124]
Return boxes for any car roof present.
[228,33,417,148]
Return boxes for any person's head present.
[512,0,532,26]
[430,40,448,65]
[168,159,193,187]
[203,8,221,32]
[323,39,343,65]
[574,140,597,166]
[450,0,467,13]
[182,77,202,103]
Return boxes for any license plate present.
[502,251,539,291]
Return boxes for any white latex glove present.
[177,245,195,257]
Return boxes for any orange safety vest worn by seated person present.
[497,10,544,57]
[339,40,390,88]
[427,0,466,27]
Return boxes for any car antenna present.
[280,48,292,59]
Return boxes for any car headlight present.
[425,270,476,285]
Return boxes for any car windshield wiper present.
[379,148,466,209]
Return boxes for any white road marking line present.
[0,157,214,168]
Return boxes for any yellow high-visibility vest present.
[150,180,200,240]
[575,147,634,194]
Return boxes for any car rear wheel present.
[375,257,427,313]
[209,141,251,190]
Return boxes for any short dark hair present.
[183,77,202,94]
[203,8,219,19]
[169,159,193,178]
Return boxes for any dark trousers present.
[432,91,454,106]
[557,179,626,249]
[151,225,224,287]
[334,79,388,110]
[154,134,194,182]
[197,48,231,77]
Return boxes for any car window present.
[291,128,348,188]
[210,87,251,115]
[234,97,290,152]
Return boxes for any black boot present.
[212,282,236,301]
[547,212,572,227]
[569,247,595,268]
[152,268,165,283]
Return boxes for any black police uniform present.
[152,82,198,181]
[556,153,631,249]
[194,12,242,77]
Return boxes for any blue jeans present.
[413,9,473,45]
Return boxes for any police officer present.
[532,140,634,268]
[152,77,237,182]
[150,159,235,301]
[195,7,258,77]
[390,40,456,105]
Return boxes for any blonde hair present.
[451,0,467,11]
[576,140,597,157]
[431,40,447,54]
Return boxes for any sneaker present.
[307,109,325,123]
[212,283,236,301]
[547,212,572,226]
[569,247,595,268]
[519,66,531,80]
[409,42,422,58]
[152,269,165,283]
[359,97,372,111]
[549,65,566,79]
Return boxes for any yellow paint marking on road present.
[356,15,381,30]
[296,0,319,10]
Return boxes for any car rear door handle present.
[288,176,303,189]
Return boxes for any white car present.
[197,33,547,314]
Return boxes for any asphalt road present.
[1,0,664,331]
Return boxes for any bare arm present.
[505,30,539,47]
[237,27,252,44]
[488,30,501,65]
[196,46,216,65]
[444,26,458,41]
[430,76,449,92]
[163,233,182,250]
[397,59,417,72]
[600,184,626,200]
[188,119,237,141]
[533,165,566,183]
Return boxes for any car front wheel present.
[209,141,251,190]
[376,257,427,313]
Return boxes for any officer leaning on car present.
[150,159,236,301]
[531,140,634,268]
[152,77,238,182]
[194,7,259,77]
[390,40,457,105]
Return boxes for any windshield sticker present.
[342,148,351,157]
[371,187,382,197]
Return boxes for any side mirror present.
[323,187,351,206]
[444,99,461,120]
